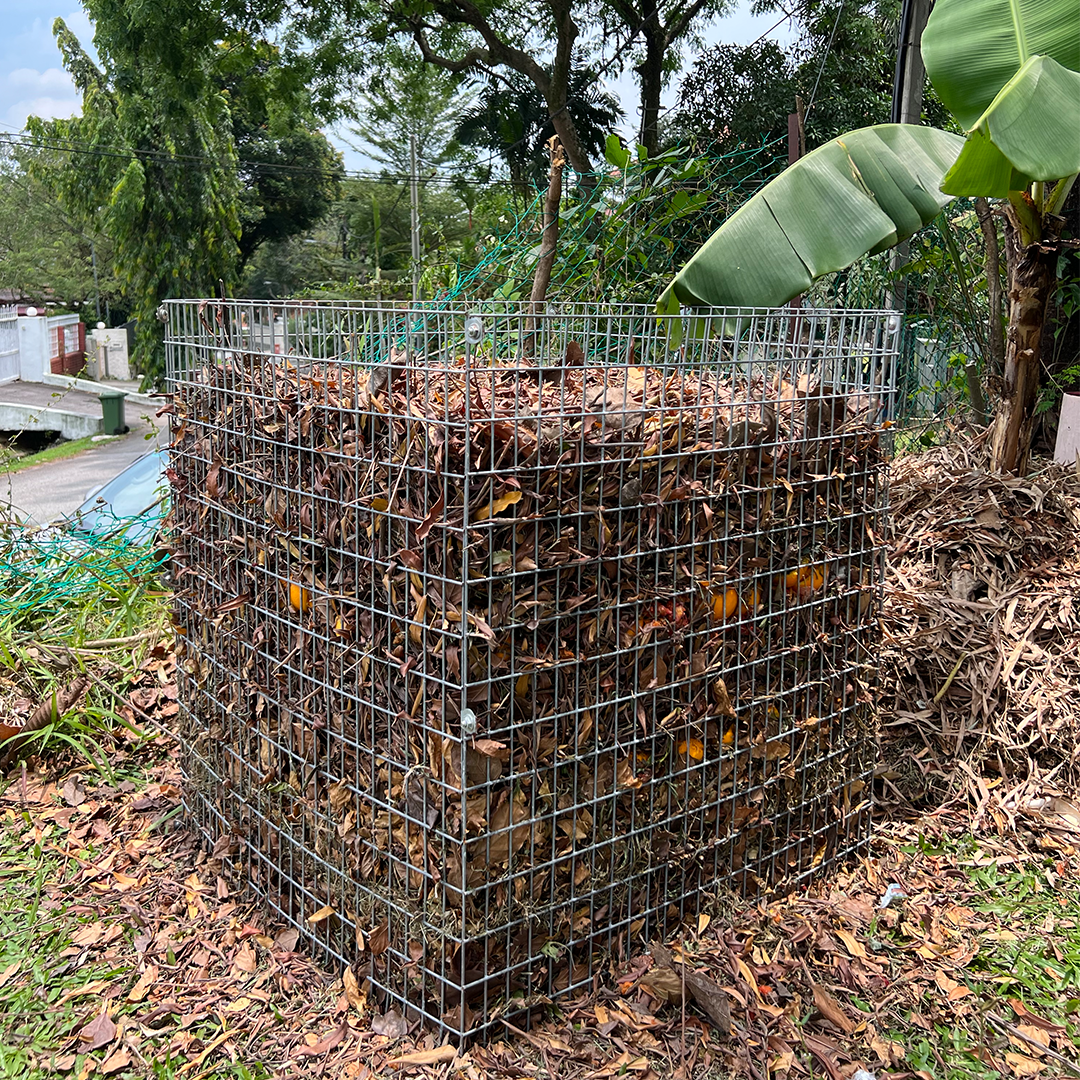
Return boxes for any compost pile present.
[170,345,884,1013]
[881,432,1080,781]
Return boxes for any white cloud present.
[8,67,74,95]
[0,9,95,131]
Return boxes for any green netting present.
[430,136,789,306]
[419,140,990,425]
[0,508,166,614]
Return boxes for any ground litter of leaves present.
[4,431,1080,1079]
[4,711,1079,1080]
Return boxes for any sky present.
[0,0,796,174]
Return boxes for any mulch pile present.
[879,430,1080,786]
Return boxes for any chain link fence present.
[167,299,895,1035]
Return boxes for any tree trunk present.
[988,229,1059,474]
[529,137,565,316]
[636,30,666,158]
[974,198,1005,377]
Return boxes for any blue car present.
[69,448,170,547]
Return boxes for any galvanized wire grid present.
[166,300,894,1037]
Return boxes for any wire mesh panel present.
[166,300,895,1037]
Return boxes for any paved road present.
[1,417,168,528]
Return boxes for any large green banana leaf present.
[941,55,1080,196]
[657,124,963,312]
[922,0,1080,130]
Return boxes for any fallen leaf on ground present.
[371,1009,409,1039]
[811,982,855,1034]
[79,1012,116,1051]
[295,1019,350,1057]
[101,1046,132,1075]
[1005,1051,1044,1076]
[386,1045,457,1067]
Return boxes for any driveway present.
[1,418,168,528]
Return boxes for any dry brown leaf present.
[811,982,855,1034]
[371,1009,409,1039]
[127,964,158,1003]
[474,489,522,522]
[385,1045,457,1067]
[1005,1051,1044,1077]
[79,1012,117,1051]
[1008,999,1066,1034]
[100,1047,132,1075]
[295,1019,350,1057]
[343,966,366,1010]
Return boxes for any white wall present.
[17,315,49,382]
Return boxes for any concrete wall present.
[17,315,49,381]
[0,402,101,439]
[87,326,132,380]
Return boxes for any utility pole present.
[409,134,421,306]
[888,0,932,311]
[91,239,102,324]
[892,0,931,125]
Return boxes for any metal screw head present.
[460,708,478,736]
[156,305,169,324]
[464,315,483,346]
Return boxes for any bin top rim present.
[162,298,899,319]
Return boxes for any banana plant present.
[660,0,1080,474]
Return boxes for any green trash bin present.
[100,390,128,435]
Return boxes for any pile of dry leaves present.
[880,430,1080,787]
[167,348,884,1027]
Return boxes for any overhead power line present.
[0,131,494,188]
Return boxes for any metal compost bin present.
[164,300,896,1036]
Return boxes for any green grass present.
[0,774,272,1080]
[881,836,1080,1079]
[0,434,118,475]
[0,524,169,775]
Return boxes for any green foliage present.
[27,17,241,385]
[663,0,1079,316]
[350,46,473,177]
[434,143,782,308]
[25,18,344,385]
[0,148,120,314]
[221,40,344,267]
[456,68,623,188]
[673,0,952,157]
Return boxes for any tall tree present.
[350,46,473,175]
[673,0,951,156]
[0,145,121,315]
[26,15,344,381]
[373,0,600,176]
[598,0,733,158]
[27,17,241,382]
[455,68,622,188]
[219,41,344,267]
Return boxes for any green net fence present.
[0,508,166,615]
[416,142,991,429]
[431,136,790,307]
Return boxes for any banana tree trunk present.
[989,215,1059,474]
